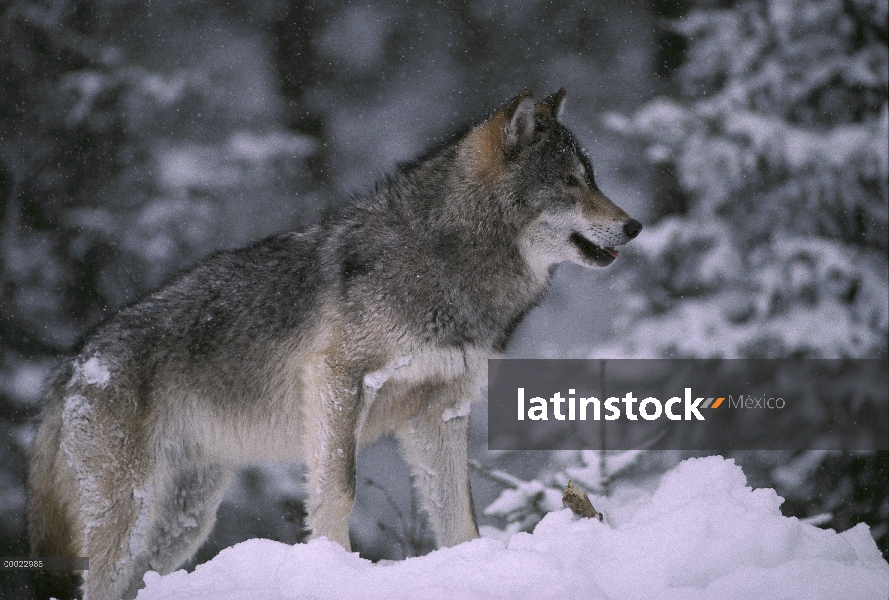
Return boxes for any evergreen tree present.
[580,0,889,558]
[602,0,888,358]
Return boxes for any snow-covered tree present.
[602,0,888,358]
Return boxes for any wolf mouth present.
[569,232,618,265]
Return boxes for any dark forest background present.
[1,0,886,596]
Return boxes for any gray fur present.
[28,90,641,600]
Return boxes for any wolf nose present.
[624,218,642,239]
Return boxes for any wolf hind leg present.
[118,463,233,599]
[395,384,479,548]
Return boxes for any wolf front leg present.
[396,386,479,548]
[302,357,361,551]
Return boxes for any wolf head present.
[458,89,641,274]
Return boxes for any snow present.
[159,145,240,190]
[136,457,888,600]
[722,110,878,170]
[1,358,51,404]
[483,479,562,522]
[441,398,471,422]
[60,394,106,540]
[130,484,156,559]
[564,450,645,492]
[137,71,188,106]
[363,355,413,390]
[78,356,111,388]
[229,131,317,163]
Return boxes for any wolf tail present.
[28,365,82,599]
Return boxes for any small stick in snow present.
[562,481,601,521]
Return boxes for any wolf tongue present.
[604,247,619,258]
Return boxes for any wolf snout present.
[623,218,642,240]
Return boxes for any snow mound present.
[137,457,888,600]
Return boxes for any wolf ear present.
[459,90,537,175]
[537,88,567,121]
[502,90,536,152]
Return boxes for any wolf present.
[28,89,641,600]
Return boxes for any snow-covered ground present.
[136,456,888,600]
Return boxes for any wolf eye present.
[562,174,580,187]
